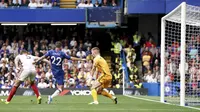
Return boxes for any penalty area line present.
[124,95,200,111]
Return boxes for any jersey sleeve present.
[31,55,38,60]
[45,50,51,57]
[93,57,98,67]
[14,55,20,68]
[63,52,71,60]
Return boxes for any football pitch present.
[0,95,200,112]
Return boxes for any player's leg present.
[1,80,23,104]
[48,71,64,104]
[29,71,42,104]
[98,79,117,104]
[89,81,101,104]
[1,70,25,104]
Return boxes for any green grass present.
[0,95,199,112]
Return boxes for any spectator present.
[37,0,44,7]
[21,0,29,6]
[5,40,12,53]
[145,38,155,48]
[85,0,93,7]
[40,37,48,45]
[7,0,13,6]
[1,80,11,89]
[142,51,151,69]
[48,39,55,49]
[13,0,21,6]
[1,53,8,65]
[154,66,160,82]
[62,45,71,55]
[76,49,86,58]
[77,68,86,80]
[52,0,57,6]
[11,43,19,57]
[77,0,86,8]
[70,37,77,48]
[84,59,92,71]
[48,80,55,88]
[189,45,198,59]
[37,78,48,88]
[133,31,141,47]
[0,62,8,75]
[102,0,108,7]
[43,0,52,8]
[0,44,9,57]
[0,0,8,8]
[84,40,92,49]
[152,48,160,65]
[145,71,157,83]
[45,68,52,80]
[93,0,101,7]
[28,0,37,8]
[111,0,116,7]
[85,46,91,56]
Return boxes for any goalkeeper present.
[88,47,117,105]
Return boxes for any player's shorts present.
[18,69,36,82]
[97,74,112,88]
[52,70,65,85]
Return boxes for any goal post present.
[161,2,200,106]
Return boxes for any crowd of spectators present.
[0,25,108,89]
[0,0,56,8]
[109,31,161,88]
[164,35,200,90]
[77,0,117,8]
[0,24,163,90]
[0,0,119,8]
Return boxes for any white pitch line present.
[0,108,188,111]
[124,95,200,111]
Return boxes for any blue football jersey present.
[45,50,71,71]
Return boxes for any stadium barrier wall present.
[0,7,120,23]
[127,0,200,14]
[143,83,160,96]
[0,88,148,96]
[0,8,85,22]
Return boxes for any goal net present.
[161,2,200,106]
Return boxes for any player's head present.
[91,47,100,57]
[21,49,27,54]
[55,41,62,50]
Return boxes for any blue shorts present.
[52,70,65,85]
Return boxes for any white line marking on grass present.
[0,108,189,111]
[124,95,200,111]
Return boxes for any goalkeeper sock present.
[51,89,62,98]
[101,90,113,99]
[31,83,40,98]
[91,89,98,102]
[7,86,18,102]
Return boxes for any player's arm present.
[63,52,86,61]
[14,55,21,72]
[34,55,47,64]
[91,61,97,77]
[34,50,50,64]
[34,56,51,66]
[71,57,86,61]
[14,55,20,69]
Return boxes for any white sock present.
[112,96,116,100]
[51,89,61,98]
